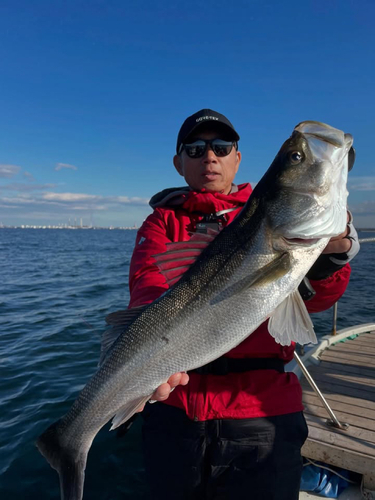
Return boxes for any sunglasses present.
[179,139,236,158]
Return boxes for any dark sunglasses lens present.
[184,141,206,158]
[183,139,234,158]
[212,139,233,157]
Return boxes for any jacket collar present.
[149,183,252,211]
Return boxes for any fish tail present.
[36,420,87,500]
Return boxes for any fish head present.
[262,120,353,249]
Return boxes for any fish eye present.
[289,151,303,164]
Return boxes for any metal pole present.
[331,302,338,336]
[294,351,349,430]
[358,237,375,243]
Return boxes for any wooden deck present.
[300,329,375,490]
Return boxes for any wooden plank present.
[303,402,375,434]
[305,414,375,448]
[302,393,375,422]
[328,343,375,356]
[319,350,375,366]
[309,361,375,382]
[306,366,375,392]
[304,414,375,455]
[351,331,375,338]
[302,438,375,487]
[321,351,375,368]
[300,378,375,403]
[302,373,375,400]
[339,332,375,340]
[317,360,375,379]
[345,337,375,347]
[323,344,375,358]
[329,346,375,358]
[302,389,375,411]
[363,472,375,491]
[301,381,375,406]
[358,333,375,340]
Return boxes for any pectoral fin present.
[211,252,291,305]
[268,290,317,346]
[250,252,291,286]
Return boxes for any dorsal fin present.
[153,229,221,286]
[100,306,147,366]
[105,306,146,325]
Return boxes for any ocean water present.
[0,228,374,500]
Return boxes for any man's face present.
[173,130,241,194]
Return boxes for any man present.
[129,109,359,499]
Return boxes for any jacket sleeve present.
[306,263,351,313]
[128,209,171,308]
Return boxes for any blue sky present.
[1,0,374,228]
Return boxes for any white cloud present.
[348,177,375,191]
[110,196,149,205]
[43,192,99,202]
[23,171,35,181]
[1,183,57,192]
[0,190,151,226]
[1,196,36,204]
[41,192,149,205]
[55,163,78,171]
[350,200,375,215]
[0,164,21,178]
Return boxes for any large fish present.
[37,121,353,500]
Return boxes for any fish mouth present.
[283,237,320,246]
[294,121,353,148]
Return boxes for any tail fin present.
[36,421,87,500]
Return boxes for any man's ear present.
[235,151,241,173]
[173,155,184,176]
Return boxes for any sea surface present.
[1,228,374,500]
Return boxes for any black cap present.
[176,109,240,153]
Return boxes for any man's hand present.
[150,372,190,401]
[322,212,352,254]
[137,372,190,412]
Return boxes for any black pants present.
[142,404,308,500]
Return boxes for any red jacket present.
[129,183,351,421]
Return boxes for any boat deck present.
[300,327,375,491]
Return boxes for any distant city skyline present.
[0,217,139,229]
[0,224,138,230]
[1,1,374,228]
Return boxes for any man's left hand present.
[322,212,352,254]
